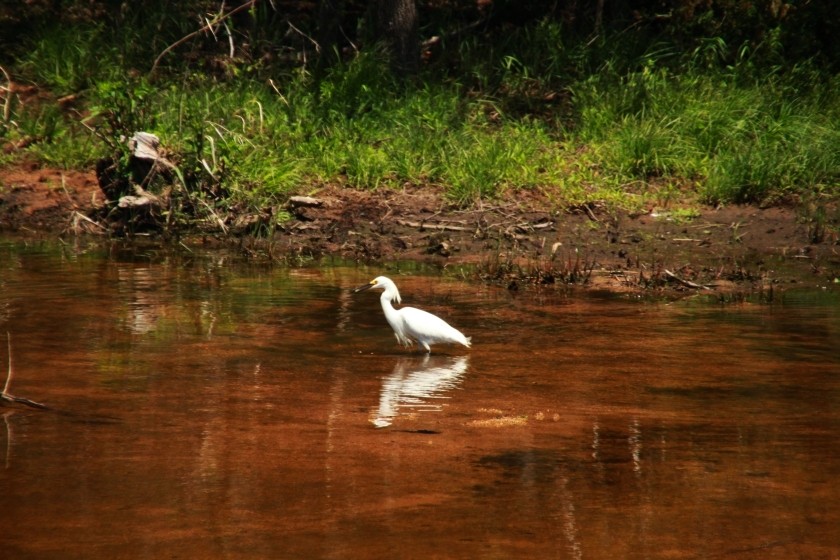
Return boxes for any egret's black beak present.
[353,281,375,293]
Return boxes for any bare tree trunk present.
[377,0,419,77]
[594,0,605,34]
[317,0,345,74]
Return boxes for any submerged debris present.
[1,333,47,410]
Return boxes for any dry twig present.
[0,64,12,124]
[149,0,259,77]
[1,333,48,410]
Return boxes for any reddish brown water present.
[1,241,839,559]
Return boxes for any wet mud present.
[1,164,838,295]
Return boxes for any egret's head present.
[353,276,400,303]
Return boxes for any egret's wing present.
[400,306,469,346]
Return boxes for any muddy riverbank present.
[1,163,838,294]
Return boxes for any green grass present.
[14,22,131,98]
[574,59,840,204]
[3,18,839,226]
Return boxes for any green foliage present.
[573,47,840,204]
[17,24,117,94]
[441,119,557,203]
[24,129,102,169]
[93,78,157,144]
[2,8,839,230]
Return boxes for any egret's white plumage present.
[354,276,471,353]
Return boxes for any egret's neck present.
[380,291,401,328]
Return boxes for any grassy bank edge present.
[1,20,839,237]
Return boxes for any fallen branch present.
[287,196,323,209]
[510,221,553,234]
[396,219,470,232]
[1,332,48,410]
[0,393,48,409]
[664,269,712,291]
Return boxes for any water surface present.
[1,240,839,559]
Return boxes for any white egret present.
[354,276,471,353]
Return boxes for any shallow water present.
[1,239,839,559]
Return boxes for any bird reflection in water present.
[372,355,469,428]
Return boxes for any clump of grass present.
[573,49,840,205]
[16,24,117,94]
[8,101,104,169]
[441,119,561,204]
[703,90,840,203]
[476,245,595,288]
